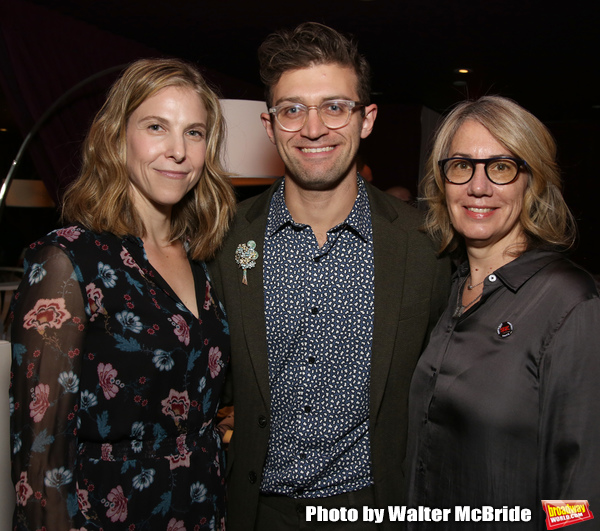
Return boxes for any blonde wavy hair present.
[420,95,576,256]
[62,58,236,261]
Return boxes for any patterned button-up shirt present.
[261,175,375,498]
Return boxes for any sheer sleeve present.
[10,243,88,530]
[538,296,600,529]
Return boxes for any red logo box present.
[542,500,594,529]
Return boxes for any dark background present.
[1,0,599,272]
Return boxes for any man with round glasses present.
[210,21,450,531]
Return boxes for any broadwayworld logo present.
[542,500,594,529]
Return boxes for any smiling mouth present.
[466,207,495,213]
[300,146,335,153]
[157,170,188,178]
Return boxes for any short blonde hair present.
[420,95,576,256]
[62,58,235,261]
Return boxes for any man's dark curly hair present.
[258,22,372,108]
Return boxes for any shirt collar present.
[455,248,563,292]
[266,174,372,241]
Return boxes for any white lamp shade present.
[220,99,284,179]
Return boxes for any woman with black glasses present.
[405,96,600,529]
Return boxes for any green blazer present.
[209,180,450,530]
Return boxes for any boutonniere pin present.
[235,240,259,285]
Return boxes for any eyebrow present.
[136,115,206,129]
[449,152,514,159]
[272,95,354,107]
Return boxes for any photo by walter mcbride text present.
[305,505,535,524]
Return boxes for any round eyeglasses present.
[439,157,527,185]
[268,100,364,132]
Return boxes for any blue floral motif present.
[133,467,156,491]
[58,371,79,393]
[28,263,47,285]
[97,261,118,288]
[12,432,22,454]
[190,481,207,503]
[131,421,145,439]
[116,310,143,333]
[153,349,175,371]
[131,440,143,453]
[44,466,73,488]
[80,390,98,410]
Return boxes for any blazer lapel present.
[368,189,408,422]
[236,187,278,408]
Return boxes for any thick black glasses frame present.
[439,157,527,185]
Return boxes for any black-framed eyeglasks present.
[439,157,527,185]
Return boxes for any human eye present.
[489,159,516,173]
[322,101,347,115]
[451,159,471,171]
[282,104,304,118]
[147,123,164,132]
[187,128,206,140]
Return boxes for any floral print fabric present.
[10,226,230,530]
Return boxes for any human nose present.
[300,106,328,138]
[467,162,493,196]
[166,134,186,162]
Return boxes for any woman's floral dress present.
[9,225,230,531]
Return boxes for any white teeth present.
[301,146,334,153]
[467,207,493,213]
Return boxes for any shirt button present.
[304,405,311,413]
[314,256,321,263]
[308,356,316,364]
[488,274,497,282]
[299,453,307,460]
[311,307,319,315]
[257,415,267,428]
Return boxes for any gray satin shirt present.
[406,249,600,530]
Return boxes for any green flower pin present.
[235,240,259,285]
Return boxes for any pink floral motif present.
[101,443,114,461]
[161,389,190,422]
[171,315,190,346]
[208,347,222,379]
[97,363,119,400]
[29,383,50,423]
[203,281,211,311]
[76,483,91,515]
[56,226,84,242]
[85,283,106,321]
[167,518,187,531]
[166,434,192,470]
[120,247,144,274]
[15,471,33,506]
[23,298,71,331]
[106,485,128,522]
